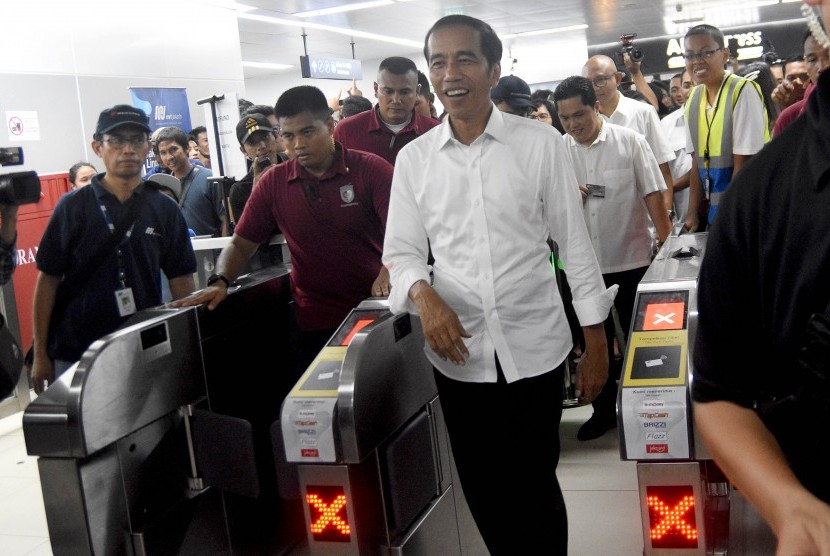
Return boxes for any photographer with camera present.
[617,34,662,112]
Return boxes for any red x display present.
[306,485,352,542]
[646,485,698,549]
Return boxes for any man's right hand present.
[168,284,228,311]
[31,356,54,395]
[409,281,471,365]
[773,491,830,555]
[772,79,805,109]
[684,213,699,233]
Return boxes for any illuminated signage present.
[646,485,698,549]
[306,485,352,542]
[340,319,374,346]
[642,302,686,331]
[328,309,387,347]
[301,55,363,80]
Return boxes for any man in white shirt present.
[554,76,672,441]
[662,70,694,222]
[383,14,615,555]
[583,55,676,212]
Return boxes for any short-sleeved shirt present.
[772,82,814,137]
[179,164,222,236]
[684,75,768,156]
[605,92,676,165]
[563,121,665,274]
[235,144,393,330]
[36,175,197,362]
[333,106,440,165]
[660,107,693,221]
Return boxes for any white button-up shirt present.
[383,107,616,383]
[606,92,676,166]
[661,107,692,221]
[564,120,665,274]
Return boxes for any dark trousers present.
[591,265,649,418]
[434,358,567,556]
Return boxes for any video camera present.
[0,147,42,206]
[616,33,644,65]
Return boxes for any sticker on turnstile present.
[622,330,688,387]
[282,397,338,462]
[289,347,348,397]
[620,387,690,459]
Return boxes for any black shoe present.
[577,413,617,441]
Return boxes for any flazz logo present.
[646,432,668,441]
[340,184,355,204]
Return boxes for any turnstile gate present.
[617,233,776,555]
[280,299,480,555]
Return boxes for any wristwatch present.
[668,209,676,222]
[206,273,230,289]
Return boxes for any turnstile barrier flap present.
[24,308,205,458]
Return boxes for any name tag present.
[587,184,606,198]
[115,288,137,317]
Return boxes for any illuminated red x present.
[307,493,351,536]
[647,494,697,540]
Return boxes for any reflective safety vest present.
[685,73,769,223]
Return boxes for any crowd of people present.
[19,2,830,553]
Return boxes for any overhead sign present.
[300,55,363,80]
[588,20,806,75]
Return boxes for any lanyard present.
[702,78,727,197]
[98,201,134,289]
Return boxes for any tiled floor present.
[0,403,643,555]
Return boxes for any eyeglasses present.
[682,48,723,62]
[590,75,614,88]
[102,134,148,148]
[530,112,552,120]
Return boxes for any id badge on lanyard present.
[100,202,137,316]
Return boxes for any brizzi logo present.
[646,444,669,454]
[643,421,667,429]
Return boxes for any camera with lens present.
[617,33,644,64]
[0,147,41,206]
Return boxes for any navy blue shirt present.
[36,174,197,362]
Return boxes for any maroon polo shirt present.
[333,105,440,165]
[235,144,393,330]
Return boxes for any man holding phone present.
[229,113,287,224]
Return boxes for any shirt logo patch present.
[340,184,355,204]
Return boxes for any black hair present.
[68,161,96,185]
[532,98,564,134]
[648,81,673,118]
[552,76,597,109]
[424,15,502,70]
[671,73,684,81]
[154,126,190,150]
[531,88,554,102]
[417,71,431,96]
[242,104,276,118]
[238,97,255,114]
[622,90,650,104]
[782,54,805,77]
[274,86,332,122]
[379,56,418,76]
[341,95,373,119]
[685,24,725,48]
[737,62,778,128]
[188,125,206,142]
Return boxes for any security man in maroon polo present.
[333,56,439,165]
[173,86,393,370]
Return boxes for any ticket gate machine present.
[617,233,775,555]
[280,299,473,555]
[23,266,305,555]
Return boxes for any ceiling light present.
[195,0,256,11]
[500,24,589,40]
[295,0,394,18]
[237,13,423,48]
[242,61,294,70]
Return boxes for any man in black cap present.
[490,75,534,117]
[30,104,197,393]
[228,113,288,223]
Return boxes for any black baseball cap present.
[236,114,273,145]
[490,75,533,109]
[96,104,152,135]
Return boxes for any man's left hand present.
[371,266,390,297]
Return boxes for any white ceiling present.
[231,0,805,79]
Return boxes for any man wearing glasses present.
[333,56,439,165]
[582,55,676,221]
[31,105,196,392]
[682,24,769,232]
